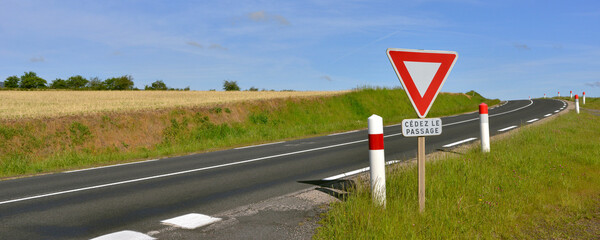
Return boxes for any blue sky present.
[1,0,599,99]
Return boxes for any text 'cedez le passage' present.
[401,118,442,137]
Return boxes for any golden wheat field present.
[0,90,349,120]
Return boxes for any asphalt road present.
[0,99,567,239]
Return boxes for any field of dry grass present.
[0,90,348,120]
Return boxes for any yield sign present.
[387,48,458,118]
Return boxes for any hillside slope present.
[0,88,499,178]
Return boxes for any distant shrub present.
[145,80,168,90]
[66,75,89,89]
[50,79,68,89]
[20,71,46,89]
[223,80,240,91]
[248,87,258,91]
[5,76,20,88]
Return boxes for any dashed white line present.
[554,110,560,113]
[0,139,368,206]
[443,100,534,127]
[323,160,402,180]
[498,126,517,132]
[526,118,539,123]
[64,159,160,173]
[234,141,285,150]
[161,213,221,229]
[442,137,477,148]
[3,100,539,205]
[328,130,359,136]
[544,113,552,117]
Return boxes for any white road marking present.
[63,159,160,173]
[527,118,539,123]
[0,139,369,205]
[323,160,402,180]
[161,213,221,229]
[442,137,477,148]
[544,113,552,117]
[498,126,517,132]
[328,130,359,136]
[1,100,538,205]
[234,141,285,150]
[90,230,155,240]
[323,167,369,181]
[554,110,560,113]
[442,100,534,127]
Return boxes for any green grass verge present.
[314,110,600,239]
[0,88,499,178]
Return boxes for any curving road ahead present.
[0,99,567,239]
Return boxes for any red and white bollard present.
[544,93,546,99]
[575,95,580,114]
[479,103,490,153]
[583,92,586,104]
[570,91,573,99]
[558,91,560,97]
[368,114,386,207]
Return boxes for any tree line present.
[2,71,188,91]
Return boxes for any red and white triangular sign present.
[387,48,458,118]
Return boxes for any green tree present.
[223,80,240,91]
[87,77,106,90]
[20,71,47,89]
[66,75,89,89]
[145,80,168,90]
[5,75,20,88]
[105,75,134,90]
[50,78,68,89]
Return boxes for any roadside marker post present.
[558,91,560,97]
[583,92,586,104]
[575,95,580,114]
[570,91,573,99]
[368,114,386,207]
[387,48,457,212]
[544,93,546,99]
[479,103,490,152]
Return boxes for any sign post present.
[387,48,457,212]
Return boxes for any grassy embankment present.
[315,99,600,239]
[0,88,498,178]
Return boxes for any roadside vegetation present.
[315,110,600,239]
[581,97,600,110]
[0,88,498,178]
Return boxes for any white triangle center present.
[403,61,441,97]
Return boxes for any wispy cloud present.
[209,43,227,50]
[513,43,530,50]
[186,41,203,48]
[248,11,290,26]
[585,81,600,87]
[320,75,332,82]
[30,56,45,62]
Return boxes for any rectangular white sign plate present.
[402,118,442,137]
